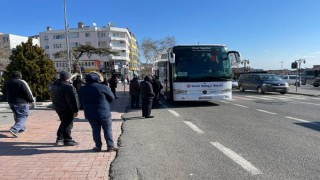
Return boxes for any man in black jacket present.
[140,75,155,118]
[51,70,79,146]
[3,71,34,137]
[129,76,140,108]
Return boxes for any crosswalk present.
[231,95,320,102]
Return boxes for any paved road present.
[110,89,320,179]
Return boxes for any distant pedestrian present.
[79,72,117,152]
[152,75,163,106]
[3,71,34,137]
[51,70,80,146]
[109,74,119,98]
[72,75,84,94]
[140,75,155,118]
[129,76,140,108]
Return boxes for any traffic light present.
[291,62,298,69]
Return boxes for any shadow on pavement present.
[294,122,320,132]
[0,141,97,156]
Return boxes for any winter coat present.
[51,79,79,113]
[140,75,155,99]
[129,78,140,96]
[79,73,115,120]
[109,76,118,88]
[3,78,34,103]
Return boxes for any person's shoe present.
[107,147,118,152]
[9,130,18,137]
[56,140,64,146]
[145,116,154,118]
[18,129,27,133]
[64,140,79,146]
[92,147,102,152]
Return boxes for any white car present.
[281,75,300,86]
[232,80,239,89]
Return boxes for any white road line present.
[245,96,270,100]
[254,109,277,115]
[233,96,255,101]
[285,116,310,123]
[211,142,262,176]
[233,104,249,108]
[219,100,230,104]
[168,110,181,117]
[296,101,320,106]
[183,121,204,134]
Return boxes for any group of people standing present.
[2,70,163,152]
[129,75,163,118]
[3,70,118,152]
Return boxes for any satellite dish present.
[93,22,97,27]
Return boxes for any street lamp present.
[64,0,71,73]
[294,58,306,91]
[241,59,250,72]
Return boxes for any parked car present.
[238,74,289,94]
[313,77,320,87]
[281,75,300,86]
[232,80,239,89]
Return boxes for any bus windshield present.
[173,46,232,82]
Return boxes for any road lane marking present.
[168,110,180,117]
[254,109,277,115]
[183,121,204,134]
[211,142,262,176]
[285,116,310,123]
[233,104,249,108]
[245,96,270,100]
[219,100,230,104]
[296,101,320,106]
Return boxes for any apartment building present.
[39,22,140,77]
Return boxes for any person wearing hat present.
[2,71,34,137]
[51,70,80,146]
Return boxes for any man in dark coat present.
[140,75,155,118]
[79,72,117,152]
[3,71,34,137]
[51,70,79,146]
[129,76,140,108]
[109,74,119,98]
[152,75,163,107]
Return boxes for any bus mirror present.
[228,51,241,62]
[169,52,175,63]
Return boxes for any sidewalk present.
[287,85,320,96]
[0,85,129,180]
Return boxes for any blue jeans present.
[88,117,114,148]
[9,103,30,133]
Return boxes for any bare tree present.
[141,36,176,64]
[0,39,10,71]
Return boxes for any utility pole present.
[64,0,71,73]
[241,59,250,72]
[294,58,306,91]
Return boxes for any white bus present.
[157,45,241,101]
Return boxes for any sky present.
[1,0,319,70]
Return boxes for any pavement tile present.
[0,86,129,180]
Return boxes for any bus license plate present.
[199,96,212,100]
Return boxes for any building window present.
[53,34,65,39]
[85,32,90,37]
[99,41,107,47]
[69,32,79,38]
[45,46,49,49]
[100,33,106,37]
[46,54,50,58]
[53,44,62,48]
[44,36,49,40]
[70,42,79,48]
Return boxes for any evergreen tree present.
[3,38,56,101]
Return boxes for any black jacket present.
[3,78,34,103]
[129,78,140,96]
[140,76,155,99]
[51,79,79,113]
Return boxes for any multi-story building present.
[39,22,140,78]
[0,33,40,73]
